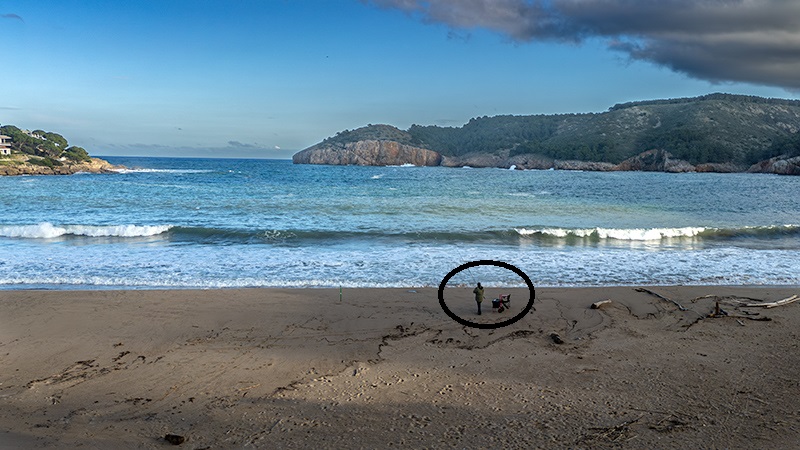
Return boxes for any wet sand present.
[1,286,799,449]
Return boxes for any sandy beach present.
[1,286,799,449]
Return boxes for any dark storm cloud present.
[367,0,800,90]
[1,13,23,21]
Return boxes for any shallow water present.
[1,157,798,288]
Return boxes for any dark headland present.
[293,93,800,175]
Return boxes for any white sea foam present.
[371,174,385,179]
[515,227,707,240]
[0,223,172,239]
[2,244,798,289]
[112,168,213,174]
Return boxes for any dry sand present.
[1,286,799,449]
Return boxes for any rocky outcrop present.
[747,155,800,175]
[555,160,617,171]
[440,152,508,168]
[292,140,442,166]
[0,156,119,176]
[506,154,555,170]
[695,162,748,173]
[440,153,617,171]
[615,149,695,173]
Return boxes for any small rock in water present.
[165,434,185,445]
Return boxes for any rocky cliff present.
[0,156,118,176]
[292,140,442,166]
[747,155,800,175]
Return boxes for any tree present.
[63,146,91,162]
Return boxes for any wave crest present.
[0,223,172,239]
[515,225,800,241]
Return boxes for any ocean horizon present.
[1,156,799,290]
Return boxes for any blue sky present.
[1,0,798,159]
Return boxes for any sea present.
[1,156,799,290]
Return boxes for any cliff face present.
[0,156,118,176]
[292,140,442,166]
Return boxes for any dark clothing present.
[473,285,484,315]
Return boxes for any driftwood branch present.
[692,294,765,304]
[591,299,612,309]
[694,294,797,308]
[692,294,716,303]
[743,295,799,309]
[709,313,771,322]
[635,288,688,311]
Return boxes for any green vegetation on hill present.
[0,124,92,162]
[318,93,800,166]
[321,124,423,148]
[763,131,800,160]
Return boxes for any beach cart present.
[491,294,511,313]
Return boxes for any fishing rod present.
[452,241,478,286]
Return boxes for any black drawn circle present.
[438,260,535,329]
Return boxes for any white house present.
[0,135,11,155]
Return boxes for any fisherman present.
[473,282,484,315]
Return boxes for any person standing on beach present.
[473,282,484,315]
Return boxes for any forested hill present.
[315,93,800,167]
[0,125,93,162]
[0,124,116,175]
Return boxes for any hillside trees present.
[0,125,92,161]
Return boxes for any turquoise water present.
[1,157,798,288]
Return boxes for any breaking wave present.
[0,223,172,239]
[2,223,798,246]
[514,225,800,241]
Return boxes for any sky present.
[1,0,798,159]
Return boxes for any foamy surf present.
[112,168,213,174]
[514,225,800,241]
[0,223,172,239]
[516,226,707,241]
